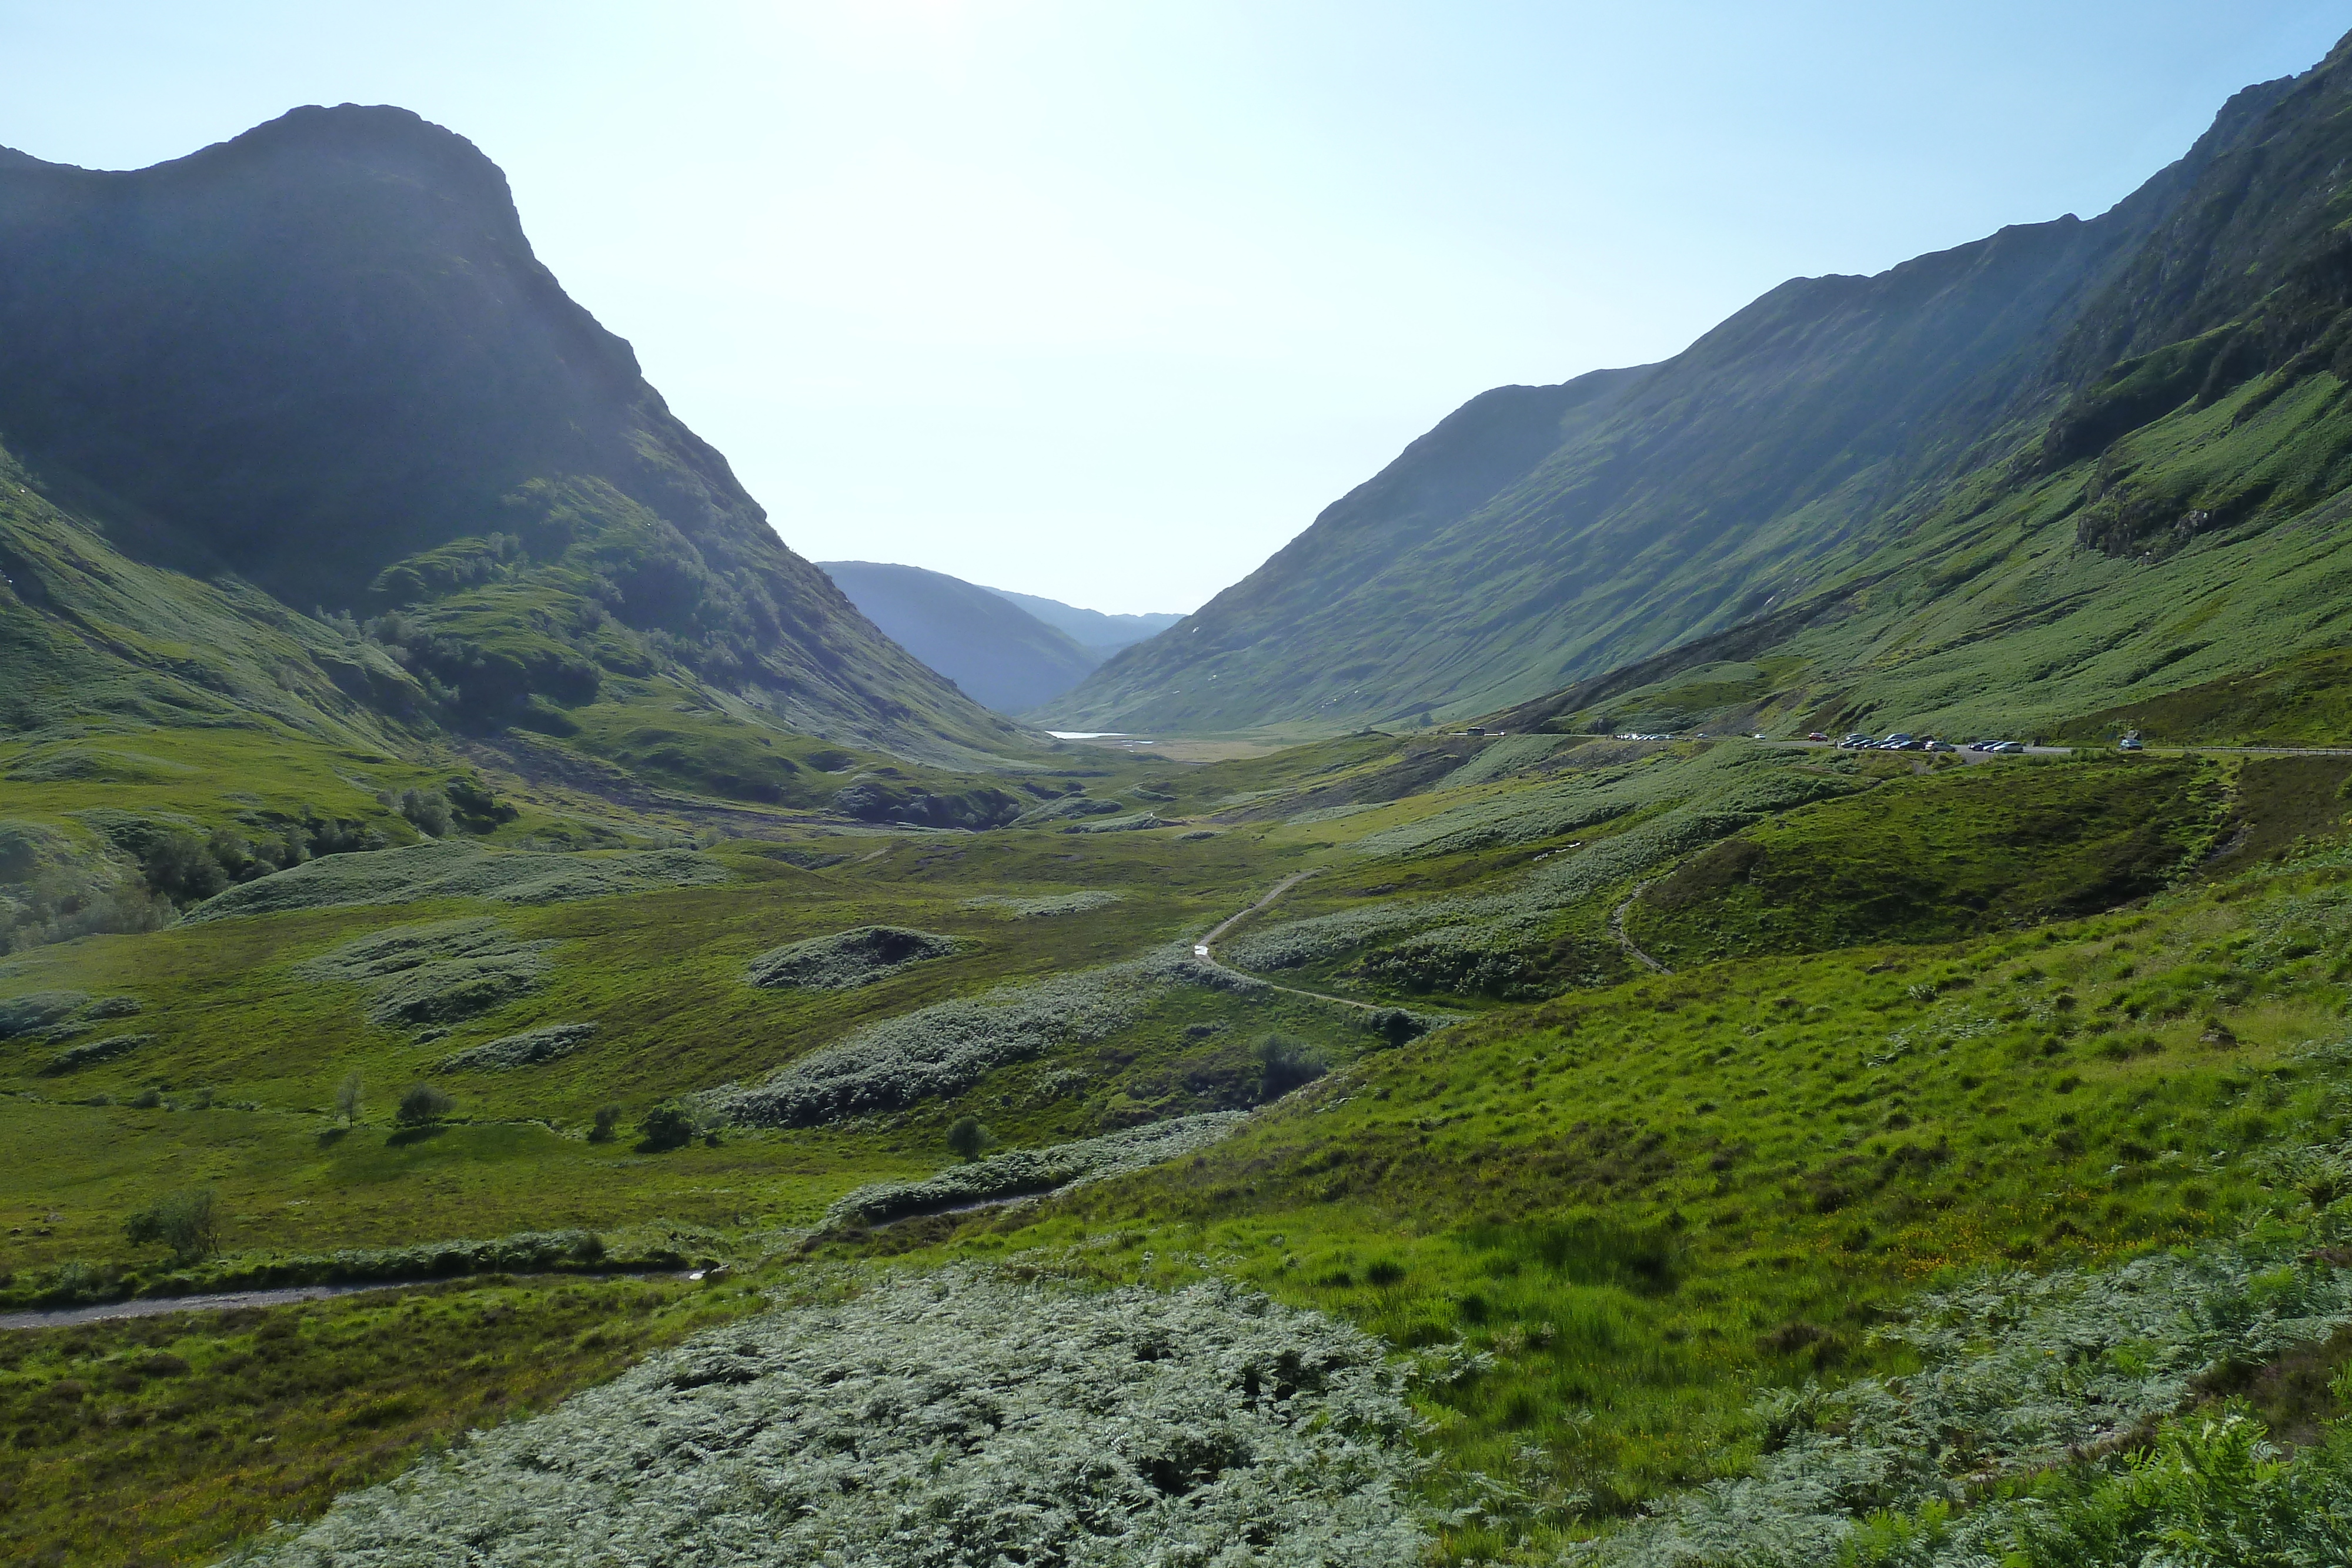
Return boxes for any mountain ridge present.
[1045,55,2333,738]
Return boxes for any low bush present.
[746,925,958,991]
[1254,1033,1329,1100]
[41,1032,152,1075]
[716,945,1255,1128]
[637,1101,696,1152]
[440,1023,597,1072]
[231,1269,1429,1566]
[946,1114,992,1162]
[828,1114,1250,1227]
[123,1188,219,1264]
[395,1085,455,1127]
[297,917,553,1032]
[0,990,89,1037]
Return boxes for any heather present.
[228,1269,1432,1567]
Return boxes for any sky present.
[4,4,2348,614]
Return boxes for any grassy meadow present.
[6,724,2352,1562]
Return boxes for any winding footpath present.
[1194,870,1458,1017]
[1611,881,1672,974]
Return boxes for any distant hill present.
[1053,41,2352,742]
[980,588,1182,657]
[820,562,1099,713]
[0,104,1031,772]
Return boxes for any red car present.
[1806,731,1829,742]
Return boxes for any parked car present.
[1990,741,2024,754]
[1920,738,1945,752]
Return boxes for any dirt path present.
[1194,871,1466,1018]
[1612,881,1672,974]
[0,1280,415,1331]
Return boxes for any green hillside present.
[25,39,2352,1568]
[820,560,1100,713]
[1054,40,2352,744]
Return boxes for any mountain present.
[818,561,1099,713]
[980,587,1182,657]
[0,105,1027,770]
[1050,46,2352,739]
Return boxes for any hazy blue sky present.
[5,3,2347,611]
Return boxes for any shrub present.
[717,945,1251,1128]
[395,1084,455,1127]
[123,1188,219,1263]
[393,788,454,837]
[334,1069,363,1128]
[637,1101,696,1152]
[1254,1033,1329,1100]
[946,1115,992,1162]
[0,990,91,1037]
[42,1033,152,1075]
[589,1104,623,1144]
[229,1269,1429,1566]
[745,925,958,991]
[830,1114,1248,1226]
[440,1023,597,1072]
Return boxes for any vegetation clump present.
[961,890,1123,917]
[230,1270,1429,1567]
[394,1085,455,1128]
[440,1023,597,1072]
[0,989,90,1037]
[41,1032,151,1075]
[830,1114,1248,1227]
[745,925,958,991]
[296,917,553,1031]
[123,1187,219,1264]
[716,945,1249,1127]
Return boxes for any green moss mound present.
[1628,757,2223,964]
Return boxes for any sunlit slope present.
[1060,41,2352,740]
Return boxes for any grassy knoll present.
[0,1273,761,1567]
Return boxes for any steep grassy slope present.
[1056,39,2352,741]
[820,561,1100,713]
[0,106,1029,771]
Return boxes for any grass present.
[0,1273,760,1567]
[7,717,2352,1560]
[1625,754,2225,964]
[931,835,2352,1552]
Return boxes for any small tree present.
[589,1104,624,1144]
[335,1069,365,1128]
[1254,1033,1328,1101]
[395,1083,455,1127]
[396,787,453,837]
[125,1188,219,1264]
[946,1115,992,1162]
[638,1100,697,1152]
